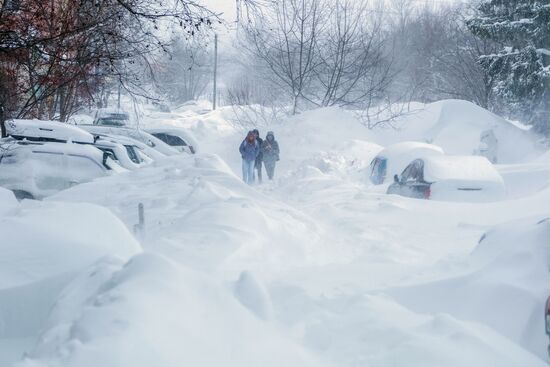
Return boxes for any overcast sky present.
[201,0,238,23]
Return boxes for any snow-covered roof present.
[377,141,444,159]
[423,155,503,183]
[375,141,444,179]
[145,126,199,147]
[3,141,104,161]
[6,119,95,144]
[95,108,130,118]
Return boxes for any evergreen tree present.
[467,0,550,135]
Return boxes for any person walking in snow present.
[239,131,260,184]
[252,129,264,184]
[261,131,280,181]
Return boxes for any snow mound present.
[50,154,327,276]
[296,293,547,367]
[0,187,17,215]
[372,99,540,163]
[387,216,550,360]
[234,271,273,320]
[16,253,327,367]
[0,200,141,289]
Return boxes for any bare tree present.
[313,0,394,108]
[155,38,211,104]
[241,0,324,114]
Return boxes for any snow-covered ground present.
[2,100,550,366]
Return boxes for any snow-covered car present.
[387,155,506,201]
[3,119,146,171]
[93,108,130,126]
[79,125,179,156]
[92,137,145,170]
[369,142,444,185]
[90,132,166,162]
[145,127,198,154]
[0,140,116,200]
[5,119,94,144]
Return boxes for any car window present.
[97,148,119,162]
[152,133,187,147]
[32,151,69,190]
[124,145,142,164]
[66,154,105,183]
[401,160,424,182]
[167,134,187,146]
[370,157,387,184]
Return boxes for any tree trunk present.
[0,105,6,138]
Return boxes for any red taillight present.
[424,186,431,199]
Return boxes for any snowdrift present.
[16,254,326,367]
[387,216,550,360]
[0,197,140,366]
[50,154,327,276]
[371,99,541,163]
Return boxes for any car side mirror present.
[393,174,399,183]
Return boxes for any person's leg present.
[246,160,255,184]
[242,159,248,183]
[270,163,276,180]
[256,162,263,183]
[266,161,275,180]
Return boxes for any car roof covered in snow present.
[374,141,444,180]
[422,155,503,183]
[6,119,95,144]
[145,126,199,145]
[377,141,444,159]
[95,108,130,118]
[2,140,104,160]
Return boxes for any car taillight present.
[424,186,431,199]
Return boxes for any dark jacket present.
[239,139,260,162]
[261,133,279,163]
[255,137,264,166]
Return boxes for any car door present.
[66,154,106,186]
[31,150,71,194]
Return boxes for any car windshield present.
[96,117,128,127]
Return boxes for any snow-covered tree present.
[467,0,550,135]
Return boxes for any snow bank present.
[16,254,326,367]
[0,200,140,289]
[295,293,547,367]
[50,154,326,276]
[0,198,141,365]
[370,99,541,163]
[0,187,17,215]
[387,216,550,360]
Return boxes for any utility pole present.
[212,34,218,111]
[117,82,121,109]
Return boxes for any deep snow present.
[2,99,550,366]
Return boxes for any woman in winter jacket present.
[261,131,280,180]
[239,131,260,184]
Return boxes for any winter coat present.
[255,137,264,166]
[261,134,279,163]
[239,139,260,162]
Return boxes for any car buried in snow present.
[0,139,120,200]
[369,142,444,185]
[144,127,198,154]
[386,155,506,202]
[93,108,131,126]
[5,119,149,171]
[78,124,180,156]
